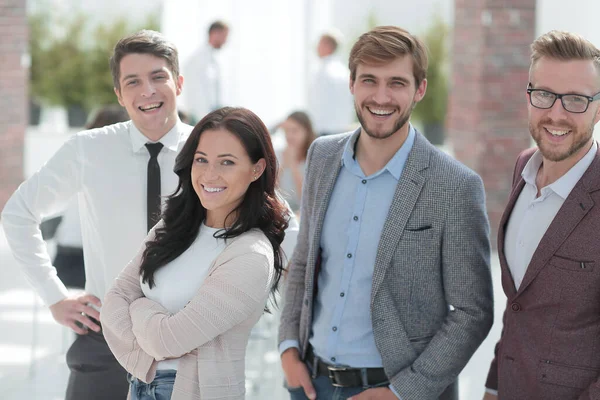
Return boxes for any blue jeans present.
[287,374,366,400]
[129,369,176,400]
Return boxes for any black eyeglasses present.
[526,83,600,113]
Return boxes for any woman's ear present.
[252,158,267,181]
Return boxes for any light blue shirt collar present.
[341,124,416,181]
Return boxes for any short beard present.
[530,118,594,162]
[355,103,413,140]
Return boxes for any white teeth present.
[547,128,569,136]
[140,103,161,111]
[203,186,225,193]
[369,107,394,116]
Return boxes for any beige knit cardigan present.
[101,228,275,399]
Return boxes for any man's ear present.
[413,78,427,103]
[176,75,184,96]
[114,87,124,106]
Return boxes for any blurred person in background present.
[53,105,129,290]
[102,106,289,400]
[183,20,229,123]
[279,26,493,400]
[308,31,355,136]
[277,111,316,214]
[1,30,193,399]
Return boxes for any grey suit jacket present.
[279,129,494,400]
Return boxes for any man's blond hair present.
[530,30,600,77]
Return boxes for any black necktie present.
[145,142,164,232]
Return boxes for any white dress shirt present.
[1,120,193,306]
[54,197,83,248]
[182,44,221,121]
[308,55,355,135]
[141,222,226,371]
[505,141,597,290]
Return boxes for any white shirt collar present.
[522,140,598,199]
[129,120,185,153]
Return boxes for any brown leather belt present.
[305,346,389,388]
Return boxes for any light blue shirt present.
[280,125,415,398]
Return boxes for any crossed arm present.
[101,234,273,383]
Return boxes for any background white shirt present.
[308,55,355,135]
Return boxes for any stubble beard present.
[355,102,414,140]
[530,117,594,162]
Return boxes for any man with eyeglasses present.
[483,31,600,400]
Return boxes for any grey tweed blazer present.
[278,129,494,400]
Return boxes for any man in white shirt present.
[484,31,600,400]
[2,30,193,399]
[182,20,229,123]
[308,32,355,136]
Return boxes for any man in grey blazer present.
[278,26,494,400]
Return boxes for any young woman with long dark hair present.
[101,107,289,400]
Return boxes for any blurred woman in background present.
[277,111,316,214]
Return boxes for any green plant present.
[412,15,450,126]
[29,10,159,112]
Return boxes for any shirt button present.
[340,292,345,297]
[331,357,336,362]
[332,326,337,332]
[353,216,358,221]
[361,179,367,184]
[347,253,352,258]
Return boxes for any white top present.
[308,55,355,134]
[141,222,226,370]
[1,120,193,305]
[54,197,83,248]
[505,141,597,290]
[182,44,221,121]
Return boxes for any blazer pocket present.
[538,359,600,389]
[402,225,434,240]
[548,255,595,273]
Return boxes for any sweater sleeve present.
[129,239,273,360]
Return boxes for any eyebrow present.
[121,69,167,82]
[195,151,239,159]
[358,73,411,84]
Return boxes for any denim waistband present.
[128,369,177,385]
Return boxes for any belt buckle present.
[327,365,351,388]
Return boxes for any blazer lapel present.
[498,178,526,298]
[516,149,600,296]
[371,133,429,301]
[306,135,346,294]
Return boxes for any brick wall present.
[0,0,27,211]
[448,0,536,247]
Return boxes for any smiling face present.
[191,128,266,228]
[350,56,426,141]
[114,53,183,141]
[528,57,600,163]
